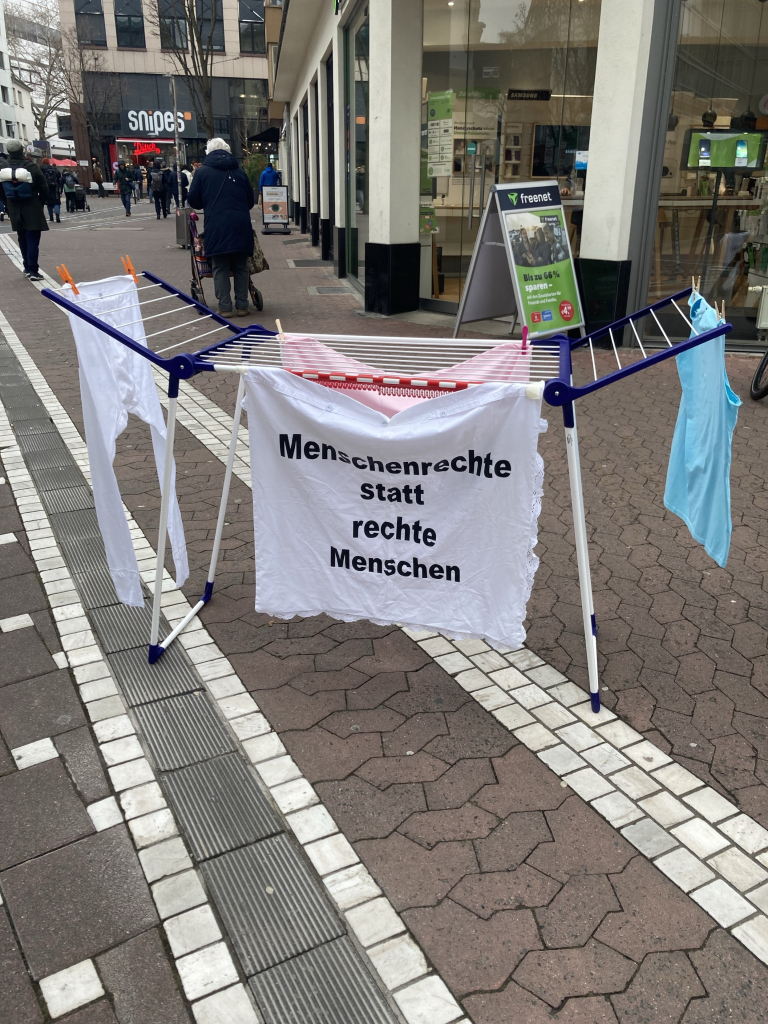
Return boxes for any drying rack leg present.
[202,373,246,603]
[563,404,601,712]
[148,377,179,663]
[148,374,247,663]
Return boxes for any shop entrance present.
[420,0,601,311]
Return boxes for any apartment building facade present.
[58,0,282,182]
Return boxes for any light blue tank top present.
[663,294,740,568]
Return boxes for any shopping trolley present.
[189,211,263,312]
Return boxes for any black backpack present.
[64,172,75,187]
[1,166,34,202]
[150,169,164,191]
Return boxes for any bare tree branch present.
[5,0,67,140]
[61,26,121,158]
[144,0,221,137]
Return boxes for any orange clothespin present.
[56,264,79,295]
[121,255,139,284]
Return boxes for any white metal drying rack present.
[42,270,731,714]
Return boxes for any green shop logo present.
[508,192,519,205]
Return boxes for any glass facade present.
[345,4,369,282]
[421,0,600,308]
[650,0,768,344]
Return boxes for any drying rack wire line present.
[41,273,732,716]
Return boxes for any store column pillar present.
[332,27,346,277]
[579,0,681,330]
[309,79,320,246]
[365,0,423,315]
[318,60,331,261]
[291,114,301,224]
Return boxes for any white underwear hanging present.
[63,275,188,606]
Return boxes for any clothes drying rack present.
[42,267,732,714]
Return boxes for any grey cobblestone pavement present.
[1,202,768,1021]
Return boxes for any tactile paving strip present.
[73,569,119,609]
[202,836,345,977]
[90,603,156,653]
[249,937,396,1024]
[8,417,58,436]
[132,691,236,769]
[162,754,282,860]
[4,404,54,421]
[41,487,95,515]
[25,448,77,471]
[49,508,101,539]
[29,466,85,491]
[109,645,202,705]
[54,532,108,573]
[16,431,68,453]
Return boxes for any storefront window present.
[115,0,146,49]
[649,1,768,345]
[75,0,107,48]
[345,5,369,282]
[421,0,600,308]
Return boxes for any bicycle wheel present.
[751,349,768,400]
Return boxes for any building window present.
[16,90,23,108]
[214,116,230,134]
[115,0,146,48]
[75,0,107,47]
[239,0,265,54]
[1,86,8,104]
[159,0,188,50]
[5,120,14,137]
[0,52,4,70]
[197,0,225,52]
[21,123,27,140]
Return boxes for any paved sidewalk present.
[0,397,192,1021]
[2,213,768,1020]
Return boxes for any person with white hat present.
[0,139,49,280]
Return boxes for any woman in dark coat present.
[0,139,49,279]
[187,138,255,316]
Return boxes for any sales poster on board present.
[454,180,584,339]
[262,185,289,226]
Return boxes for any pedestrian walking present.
[169,163,180,209]
[92,161,106,198]
[40,158,61,222]
[150,160,169,218]
[62,168,78,213]
[114,160,134,217]
[0,139,50,280]
[258,158,281,203]
[187,138,255,317]
[134,164,143,199]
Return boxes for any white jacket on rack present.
[63,275,188,605]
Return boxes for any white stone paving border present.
[0,303,469,1024]
[146,329,768,970]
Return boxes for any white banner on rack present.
[245,368,546,648]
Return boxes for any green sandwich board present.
[454,180,584,339]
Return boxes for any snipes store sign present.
[120,109,198,138]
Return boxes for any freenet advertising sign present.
[496,184,561,212]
